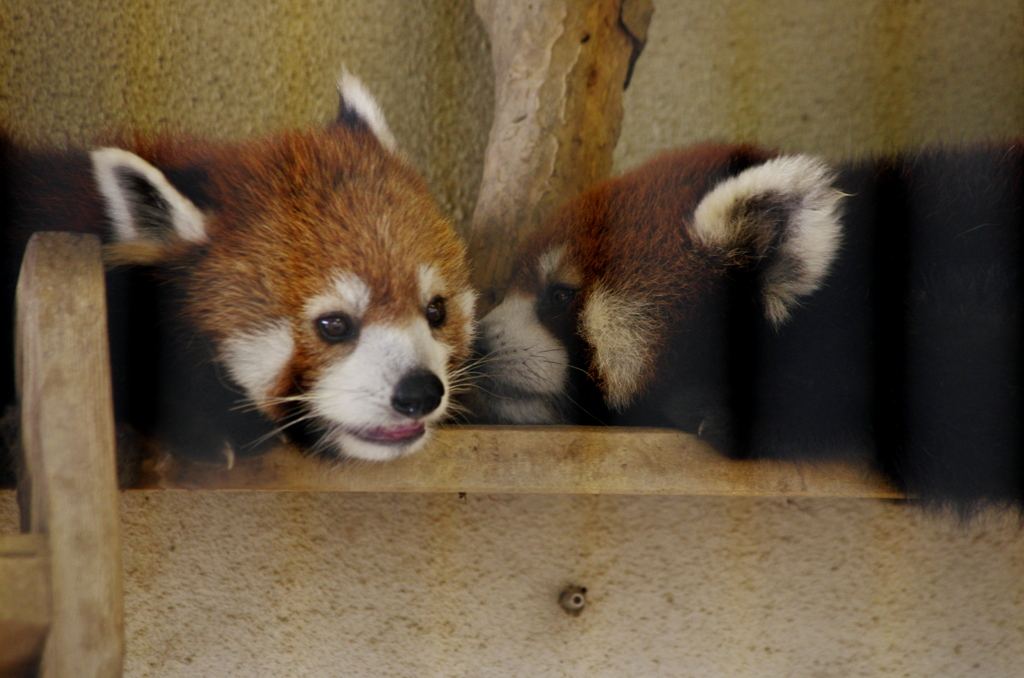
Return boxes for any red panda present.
[468,141,1024,508]
[1,74,476,475]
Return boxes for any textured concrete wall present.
[0,0,493,234]
[616,0,1024,167]
[3,0,1024,676]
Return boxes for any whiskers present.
[456,342,606,425]
[234,398,321,452]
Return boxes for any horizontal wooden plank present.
[138,426,901,498]
[0,533,50,675]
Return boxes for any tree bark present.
[469,0,653,308]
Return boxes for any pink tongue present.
[360,422,425,442]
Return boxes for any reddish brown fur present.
[135,130,473,404]
[3,123,474,421]
[509,143,773,394]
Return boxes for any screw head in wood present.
[558,585,587,616]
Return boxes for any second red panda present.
[468,141,1024,508]
[1,75,476,469]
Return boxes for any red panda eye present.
[316,313,357,343]
[549,286,576,307]
[425,298,446,328]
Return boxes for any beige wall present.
[3,1,1024,676]
[3,1,1021,218]
[0,0,494,235]
[616,0,1024,166]
[2,491,1024,676]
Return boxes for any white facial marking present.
[479,293,567,399]
[580,285,658,411]
[537,245,582,287]
[491,398,561,426]
[692,154,844,325]
[537,245,564,282]
[338,70,398,152]
[453,288,478,339]
[305,273,371,320]
[221,321,295,405]
[310,320,451,461]
[91,147,207,244]
[417,264,443,306]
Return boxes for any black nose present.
[391,371,445,418]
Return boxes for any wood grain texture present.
[0,534,50,678]
[468,0,653,307]
[141,426,901,498]
[16,233,123,678]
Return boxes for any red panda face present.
[469,144,843,426]
[89,76,476,461]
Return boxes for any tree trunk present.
[469,0,653,308]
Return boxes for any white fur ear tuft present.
[692,155,845,325]
[337,70,398,152]
[91,147,207,245]
[580,286,660,411]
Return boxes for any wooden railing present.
[142,426,897,498]
[1,233,123,678]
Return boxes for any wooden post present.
[468,0,654,308]
[15,233,124,678]
[0,534,50,677]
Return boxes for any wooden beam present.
[141,426,901,498]
[468,0,653,308]
[16,232,123,678]
[0,534,50,678]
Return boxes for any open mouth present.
[351,422,426,445]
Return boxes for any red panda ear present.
[90,147,208,258]
[579,284,664,411]
[691,155,844,325]
[334,71,398,152]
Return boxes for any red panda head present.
[470,144,843,425]
[89,76,476,461]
